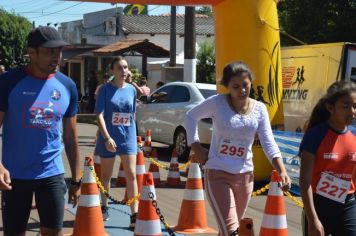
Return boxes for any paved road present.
[0,123,303,235]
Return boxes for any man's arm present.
[0,111,11,190]
[62,116,81,206]
[62,116,81,182]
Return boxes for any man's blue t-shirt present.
[0,68,78,179]
[94,82,137,156]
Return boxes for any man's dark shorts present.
[1,174,67,235]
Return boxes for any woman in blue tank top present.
[95,56,139,228]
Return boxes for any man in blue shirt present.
[0,26,81,236]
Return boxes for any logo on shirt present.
[50,89,61,100]
[22,91,37,96]
[323,153,338,160]
[27,101,61,129]
[349,152,356,162]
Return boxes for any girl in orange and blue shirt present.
[300,80,356,236]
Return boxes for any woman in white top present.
[185,61,291,235]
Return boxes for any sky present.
[0,0,186,28]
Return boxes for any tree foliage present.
[195,6,213,17]
[0,9,32,68]
[196,40,215,84]
[278,0,356,45]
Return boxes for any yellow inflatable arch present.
[76,0,284,181]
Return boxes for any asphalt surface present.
[0,122,303,235]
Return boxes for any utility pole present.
[169,6,176,67]
[184,6,196,83]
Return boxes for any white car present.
[136,82,216,160]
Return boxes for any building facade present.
[58,6,214,101]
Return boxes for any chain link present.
[251,184,269,197]
[284,191,304,208]
[80,158,304,236]
[251,183,303,208]
[88,166,140,206]
[230,228,239,236]
[148,157,191,171]
[148,192,176,236]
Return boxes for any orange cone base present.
[72,207,109,236]
[239,218,255,236]
[260,228,288,235]
[173,227,217,234]
[173,201,217,234]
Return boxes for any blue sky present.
[0,0,186,28]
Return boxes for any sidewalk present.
[0,123,303,235]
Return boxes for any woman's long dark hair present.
[220,61,254,87]
[306,80,356,131]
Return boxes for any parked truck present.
[281,42,356,132]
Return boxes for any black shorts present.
[304,193,356,236]
[1,174,67,235]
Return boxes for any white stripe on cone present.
[135,219,162,235]
[118,171,125,177]
[183,189,205,201]
[268,182,283,196]
[140,185,157,200]
[261,214,288,229]
[171,157,178,164]
[188,163,202,179]
[78,194,101,207]
[136,165,146,174]
[168,171,180,178]
[82,166,96,183]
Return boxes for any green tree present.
[278,0,356,46]
[195,6,213,17]
[0,9,32,68]
[196,40,215,84]
[129,66,142,83]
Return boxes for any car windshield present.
[199,89,216,99]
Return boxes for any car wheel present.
[174,128,190,162]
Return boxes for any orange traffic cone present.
[166,148,182,187]
[185,151,205,186]
[148,148,161,186]
[136,137,146,194]
[123,136,146,201]
[239,218,255,236]
[134,173,162,236]
[116,162,126,187]
[185,150,195,177]
[93,154,101,180]
[259,170,288,236]
[137,135,143,151]
[71,156,109,236]
[173,162,217,234]
[143,129,152,155]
